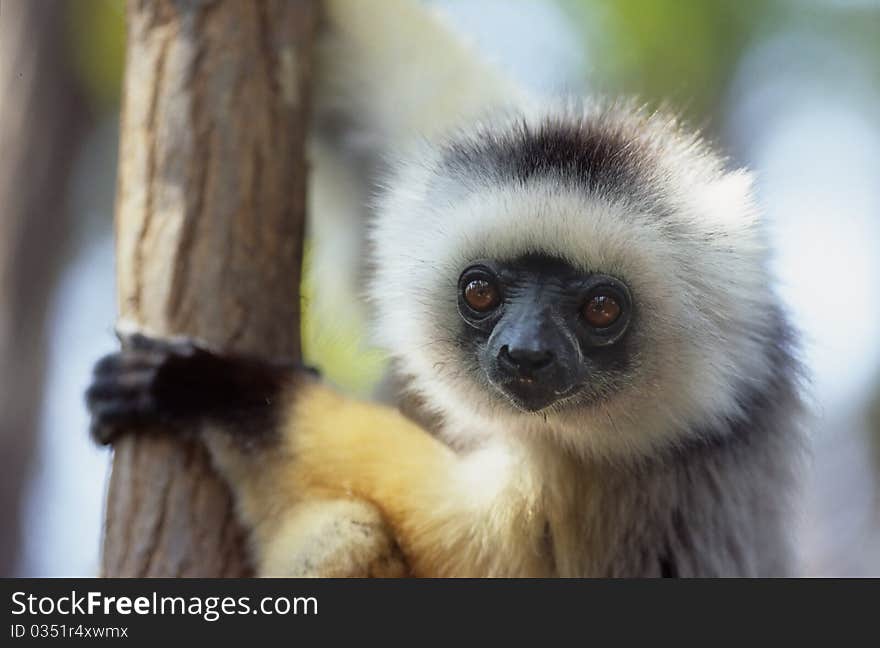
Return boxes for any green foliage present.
[66,0,125,111]
[560,0,778,116]
[300,244,389,397]
[555,0,880,121]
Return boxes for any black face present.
[457,255,633,413]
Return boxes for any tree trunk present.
[0,0,89,576]
[102,0,317,577]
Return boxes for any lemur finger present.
[87,351,168,446]
[93,351,131,375]
[88,392,156,420]
[87,391,160,445]
[90,421,123,446]
[85,367,159,404]
[92,350,165,377]
[123,332,204,358]
[125,332,178,352]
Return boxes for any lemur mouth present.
[493,377,579,413]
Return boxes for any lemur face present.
[455,254,635,413]
[369,105,781,456]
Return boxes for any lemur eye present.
[583,293,621,328]
[463,278,501,312]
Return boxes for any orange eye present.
[583,293,621,328]
[463,278,501,312]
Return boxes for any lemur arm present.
[317,0,526,148]
[87,336,524,577]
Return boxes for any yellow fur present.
[207,382,554,577]
[289,384,553,576]
[259,498,408,577]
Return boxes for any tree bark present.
[102,0,317,577]
[0,0,89,576]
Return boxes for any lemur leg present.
[277,384,546,576]
[255,497,407,577]
[87,334,407,577]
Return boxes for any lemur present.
[87,0,804,577]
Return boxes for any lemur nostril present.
[499,345,555,374]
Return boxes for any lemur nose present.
[498,345,555,376]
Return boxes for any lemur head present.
[368,101,784,459]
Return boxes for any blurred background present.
[1,0,878,577]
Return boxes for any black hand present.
[86,333,315,445]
